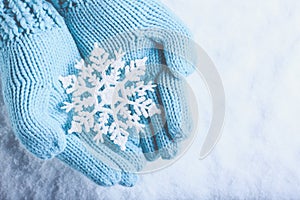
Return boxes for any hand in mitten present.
[0,0,144,186]
[50,0,195,161]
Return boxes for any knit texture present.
[0,0,71,159]
[0,0,144,186]
[49,0,195,161]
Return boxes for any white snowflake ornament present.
[59,43,161,150]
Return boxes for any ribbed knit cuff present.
[0,0,64,45]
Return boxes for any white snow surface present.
[1,0,300,199]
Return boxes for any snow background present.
[1,0,300,199]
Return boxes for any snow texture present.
[59,44,160,150]
[1,0,300,199]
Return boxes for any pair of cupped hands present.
[0,0,194,186]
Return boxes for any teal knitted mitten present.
[50,0,195,161]
[0,0,144,186]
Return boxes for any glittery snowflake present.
[59,43,161,150]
